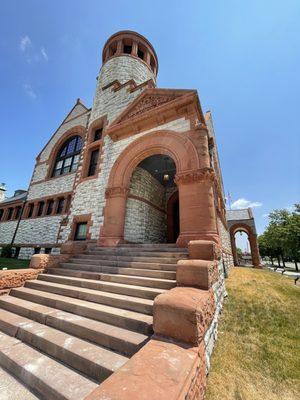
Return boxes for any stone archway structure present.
[99,130,219,247]
[227,209,261,268]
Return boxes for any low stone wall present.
[0,268,43,291]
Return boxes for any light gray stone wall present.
[124,168,166,243]
[90,56,156,124]
[204,260,227,372]
[0,221,18,244]
[218,217,231,252]
[27,174,76,200]
[14,216,65,245]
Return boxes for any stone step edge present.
[39,273,165,298]
[0,331,98,400]
[0,295,148,357]
[0,308,129,382]
[10,287,153,334]
[25,279,154,315]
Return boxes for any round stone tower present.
[90,31,158,124]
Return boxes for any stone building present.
[0,30,235,268]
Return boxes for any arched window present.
[52,136,82,177]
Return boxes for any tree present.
[258,204,300,271]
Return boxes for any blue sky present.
[0,0,299,245]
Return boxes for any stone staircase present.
[0,244,188,399]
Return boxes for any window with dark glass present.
[88,149,99,177]
[34,247,41,254]
[137,48,144,60]
[37,202,44,217]
[45,248,52,254]
[52,136,82,177]
[14,206,22,220]
[123,45,132,54]
[0,209,3,221]
[74,222,87,241]
[7,208,13,220]
[94,128,103,141]
[46,200,54,215]
[27,203,34,218]
[56,198,65,214]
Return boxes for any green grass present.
[0,257,30,270]
[205,267,300,400]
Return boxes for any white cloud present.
[231,198,262,210]
[19,36,48,63]
[23,83,37,99]
[41,47,48,61]
[20,35,32,52]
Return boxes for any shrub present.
[1,244,13,258]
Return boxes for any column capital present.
[105,186,129,199]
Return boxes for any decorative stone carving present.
[174,168,215,185]
[105,186,129,198]
[123,95,177,121]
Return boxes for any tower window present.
[27,203,34,218]
[14,206,22,220]
[74,222,87,241]
[37,201,44,217]
[46,200,54,215]
[7,208,13,220]
[56,198,65,214]
[52,136,82,177]
[88,149,99,177]
[123,45,132,54]
[94,128,103,141]
[0,209,3,221]
[137,49,144,60]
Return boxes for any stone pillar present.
[98,186,129,246]
[230,232,238,266]
[132,41,138,56]
[175,168,219,247]
[249,233,261,268]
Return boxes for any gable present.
[111,88,196,127]
[64,100,89,123]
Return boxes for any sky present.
[0,0,299,248]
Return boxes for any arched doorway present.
[124,154,179,244]
[99,130,219,247]
[233,230,252,266]
[229,223,261,268]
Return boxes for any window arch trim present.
[46,126,85,180]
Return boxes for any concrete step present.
[10,287,153,334]
[0,365,39,400]
[25,279,153,315]
[88,249,188,258]
[116,243,178,248]
[0,309,128,382]
[60,262,176,280]
[75,254,180,264]
[39,273,165,300]
[0,331,97,400]
[0,295,148,357]
[69,258,178,271]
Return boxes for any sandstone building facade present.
[0,30,234,268]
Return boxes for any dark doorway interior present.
[167,191,179,243]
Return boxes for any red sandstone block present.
[188,240,221,261]
[177,259,219,289]
[153,287,215,345]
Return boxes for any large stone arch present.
[99,130,219,247]
[229,223,261,268]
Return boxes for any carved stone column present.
[98,186,129,247]
[175,167,219,247]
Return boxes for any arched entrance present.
[229,223,261,268]
[124,154,179,243]
[99,130,219,247]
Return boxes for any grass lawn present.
[206,267,300,400]
[0,257,30,270]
